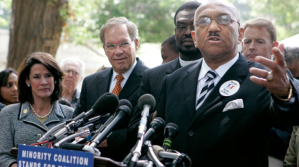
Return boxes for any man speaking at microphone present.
[157,1,299,167]
[74,17,148,161]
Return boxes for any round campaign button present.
[219,80,240,96]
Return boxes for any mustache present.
[208,32,221,38]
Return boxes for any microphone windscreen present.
[92,93,119,115]
[60,143,85,151]
[151,117,165,129]
[138,94,156,111]
[118,99,132,111]
[165,123,178,131]
[151,145,165,161]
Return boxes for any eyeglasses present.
[64,69,79,76]
[196,15,240,27]
[104,40,134,51]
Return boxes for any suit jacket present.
[157,54,299,167]
[0,102,73,167]
[74,58,148,161]
[128,58,181,132]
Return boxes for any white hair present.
[59,57,85,76]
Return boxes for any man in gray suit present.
[128,1,202,136]
[74,17,148,161]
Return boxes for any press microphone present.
[60,143,101,156]
[137,94,156,139]
[144,117,165,142]
[162,123,178,151]
[151,145,192,167]
[49,93,119,141]
[82,99,132,143]
[89,99,132,148]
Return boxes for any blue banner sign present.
[17,145,94,167]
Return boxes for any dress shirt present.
[196,54,239,110]
[109,60,137,93]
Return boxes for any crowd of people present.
[0,1,299,167]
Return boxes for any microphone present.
[89,99,132,148]
[60,143,101,156]
[151,145,192,167]
[49,93,119,141]
[162,123,178,151]
[137,94,156,139]
[143,117,165,142]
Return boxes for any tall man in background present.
[128,1,202,137]
[74,17,148,161]
[157,1,299,166]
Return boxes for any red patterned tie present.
[112,75,124,96]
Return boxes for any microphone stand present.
[144,140,165,167]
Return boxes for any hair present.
[174,1,201,26]
[284,47,299,65]
[59,57,85,76]
[99,17,139,44]
[161,35,179,53]
[243,17,277,42]
[0,68,17,102]
[18,52,64,104]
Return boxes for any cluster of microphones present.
[32,92,191,167]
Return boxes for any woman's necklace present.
[29,103,54,118]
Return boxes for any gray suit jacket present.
[0,101,73,167]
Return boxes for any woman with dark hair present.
[0,52,74,167]
[0,68,18,111]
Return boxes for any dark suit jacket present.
[74,58,148,161]
[128,58,181,132]
[157,54,299,167]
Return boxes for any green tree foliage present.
[249,0,299,41]
[66,0,187,44]
[0,0,11,29]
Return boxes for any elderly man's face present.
[192,3,243,61]
[62,62,81,91]
[242,26,277,61]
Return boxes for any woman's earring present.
[27,84,30,87]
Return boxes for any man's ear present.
[238,28,244,44]
[191,31,197,47]
[134,38,139,51]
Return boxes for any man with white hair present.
[60,57,85,108]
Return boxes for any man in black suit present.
[157,1,299,167]
[74,17,148,161]
[128,1,202,137]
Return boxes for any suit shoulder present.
[146,59,178,75]
[0,103,20,116]
[84,68,112,81]
[59,104,74,119]
[167,62,199,79]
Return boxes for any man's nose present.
[208,20,220,32]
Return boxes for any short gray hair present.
[99,17,139,44]
[284,47,299,65]
[59,57,85,76]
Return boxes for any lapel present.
[189,54,249,127]
[119,58,145,99]
[96,68,112,100]
[19,102,66,131]
[182,60,203,118]
[165,58,181,74]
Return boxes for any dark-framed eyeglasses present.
[196,15,240,27]
[105,40,134,51]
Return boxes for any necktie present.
[196,70,217,108]
[112,75,124,96]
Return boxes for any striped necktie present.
[196,70,217,109]
[112,74,124,96]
